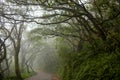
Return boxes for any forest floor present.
[25,71,60,80]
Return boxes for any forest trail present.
[25,71,51,80]
[25,71,60,80]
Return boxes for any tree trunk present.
[26,64,30,73]
[0,64,4,80]
[14,53,23,80]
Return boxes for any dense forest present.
[0,0,120,80]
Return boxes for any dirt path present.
[25,71,52,80]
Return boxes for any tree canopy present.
[0,0,120,80]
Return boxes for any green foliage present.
[73,53,120,80]
[22,72,36,79]
[58,35,120,80]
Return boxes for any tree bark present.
[14,51,23,80]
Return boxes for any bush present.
[59,36,120,80]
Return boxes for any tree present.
[4,0,120,41]
[12,22,24,80]
[27,0,120,53]
[0,0,31,79]
[0,1,15,79]
[19,39,43,73]
[12,0,119,39]
[0,38,7,80]
[3,22,25,80]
